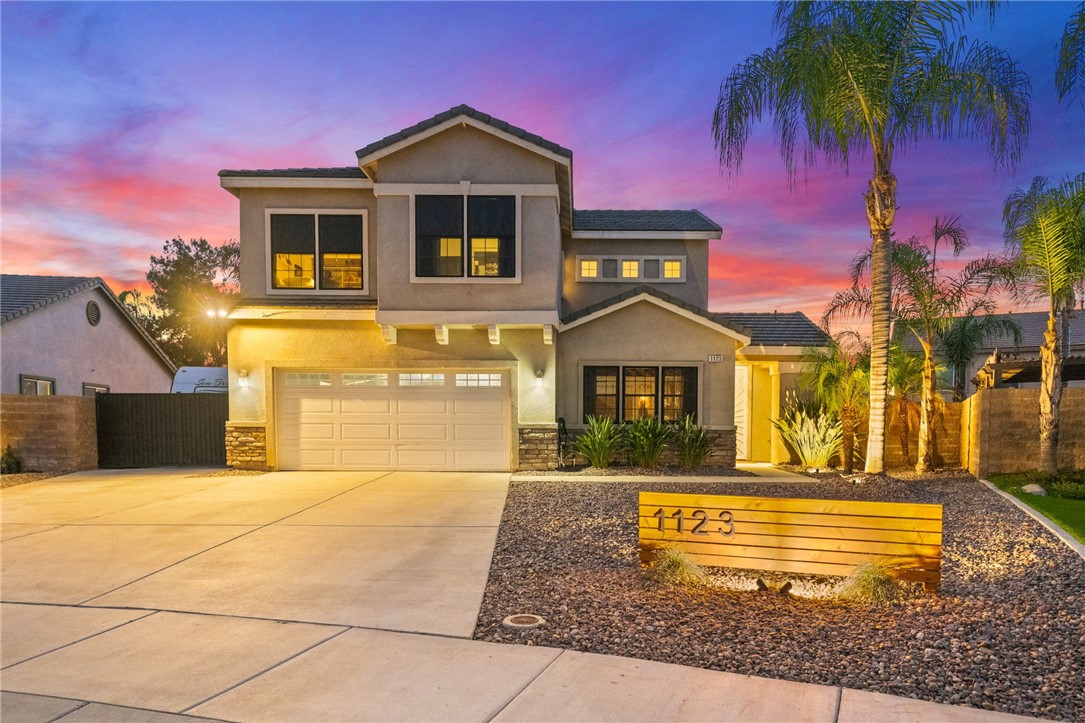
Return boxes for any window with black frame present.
[416,195,514,278]
[583,366,618,422]
[415,195,463,277]
[662,367,697,421]
[270,212,364,291]
[583,365,698,423]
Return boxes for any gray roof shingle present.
[355,104,573,161]
[562,286,749,338]
[218,167,365,178]
[573,209,721,233]
[712,311,831,348]
[1,274,102,323]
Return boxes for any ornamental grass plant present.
[625,416,670,468]
[770,396,843,472]
[673,415,712,469]
[571,415,624,468]
[836,561,902,604]
[649,546,708,587]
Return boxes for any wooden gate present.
[96,394,228,468]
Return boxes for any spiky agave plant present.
[771,394,843,472]
[571,415,624,469]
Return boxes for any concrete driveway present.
[1,469,1042,723]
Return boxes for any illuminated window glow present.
[622,260,639,278]
[274,253,316,289]
[471,237,500,277]
[580,259,598,278]
[664,260,682,279]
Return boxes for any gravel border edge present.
[980,478,1085,560]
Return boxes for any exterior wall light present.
[237,369,249,388]
[536,371,544,388]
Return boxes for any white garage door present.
[275,370,510,471]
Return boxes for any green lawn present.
[989,472,1085,544]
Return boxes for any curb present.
[980,479,1085,561]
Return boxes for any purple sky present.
[2,2,1080,320]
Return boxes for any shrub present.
[649,547,708,587]
[625,416,670,468]
[770,402,842,471]
[1049,482,1085,500]
[0,445,21,474]
[673,415,712,469]
[836,561,901,604]
[571,416,624,468]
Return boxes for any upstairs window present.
[270,211,365,292]
[577,255,685,283]
[416,195,516,279]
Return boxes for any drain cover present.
[502,614,546,630]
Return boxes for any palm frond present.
[1057,2,1085,105]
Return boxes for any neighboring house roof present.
[573,210,721,233]
[0,274,176,372]
[971,310,1085,351]
[217,167,365,179]
[713,311,831,348]
[355,104,573,162]
[560,285,751,344]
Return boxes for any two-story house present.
[219,105,827,471]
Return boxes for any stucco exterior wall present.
[562,238,710,314]
[236,187,378,299]
[375,194,562,313]
[0,288,173,395]
[227,320,555,468]
[376,124,558,184]
[556,301,739,430]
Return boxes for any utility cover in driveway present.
[275,369,510,471]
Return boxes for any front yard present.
[474,471,1085,721]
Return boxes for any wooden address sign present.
[638,491,943,592]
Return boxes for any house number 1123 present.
[651,508,735,536]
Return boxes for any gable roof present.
[1,274,176,372]
[713,311,830,348]
[560,285,750,344]
[573,210,721,233]
[218,167,365,179]
[355,104,573,162]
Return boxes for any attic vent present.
[86,301,101,326]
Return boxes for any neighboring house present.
[963,310,1085,392]
[0,275,176,396]
[219,105,827,471]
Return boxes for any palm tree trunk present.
[863,170,897,475]
[1039,311,1063,475]
[840,406,855,474]
[895,398,913,468]
[916,341,936,474]
[953,365,967,402]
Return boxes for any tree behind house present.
[122,238,239,366]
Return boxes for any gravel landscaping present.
[515,464,757,477]
[0,472,58,489]
[474,470,1085,721]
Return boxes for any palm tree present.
[826,218,1011,472]
[802,331,869,473]
[888,342,924,468]
[1057,2,1085,105]
[713,2,1030,474]
[937,314,1022,401]
[1003,174,1085,475]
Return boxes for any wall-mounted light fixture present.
[536,371,544,388]
[237,369,249,388]
[206,309,228,318]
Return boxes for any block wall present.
[0,395,98,473]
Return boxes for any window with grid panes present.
[623,367,658,420]
[583,366,619,422]
[662,367,697,421]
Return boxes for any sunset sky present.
[2,2,1080,320]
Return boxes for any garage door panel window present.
[285,372,332,387]
[399,373,445,387]
[583,365,698,423]
[342,373,388,387]
[455,373,502,387]
[270,211,366,293]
